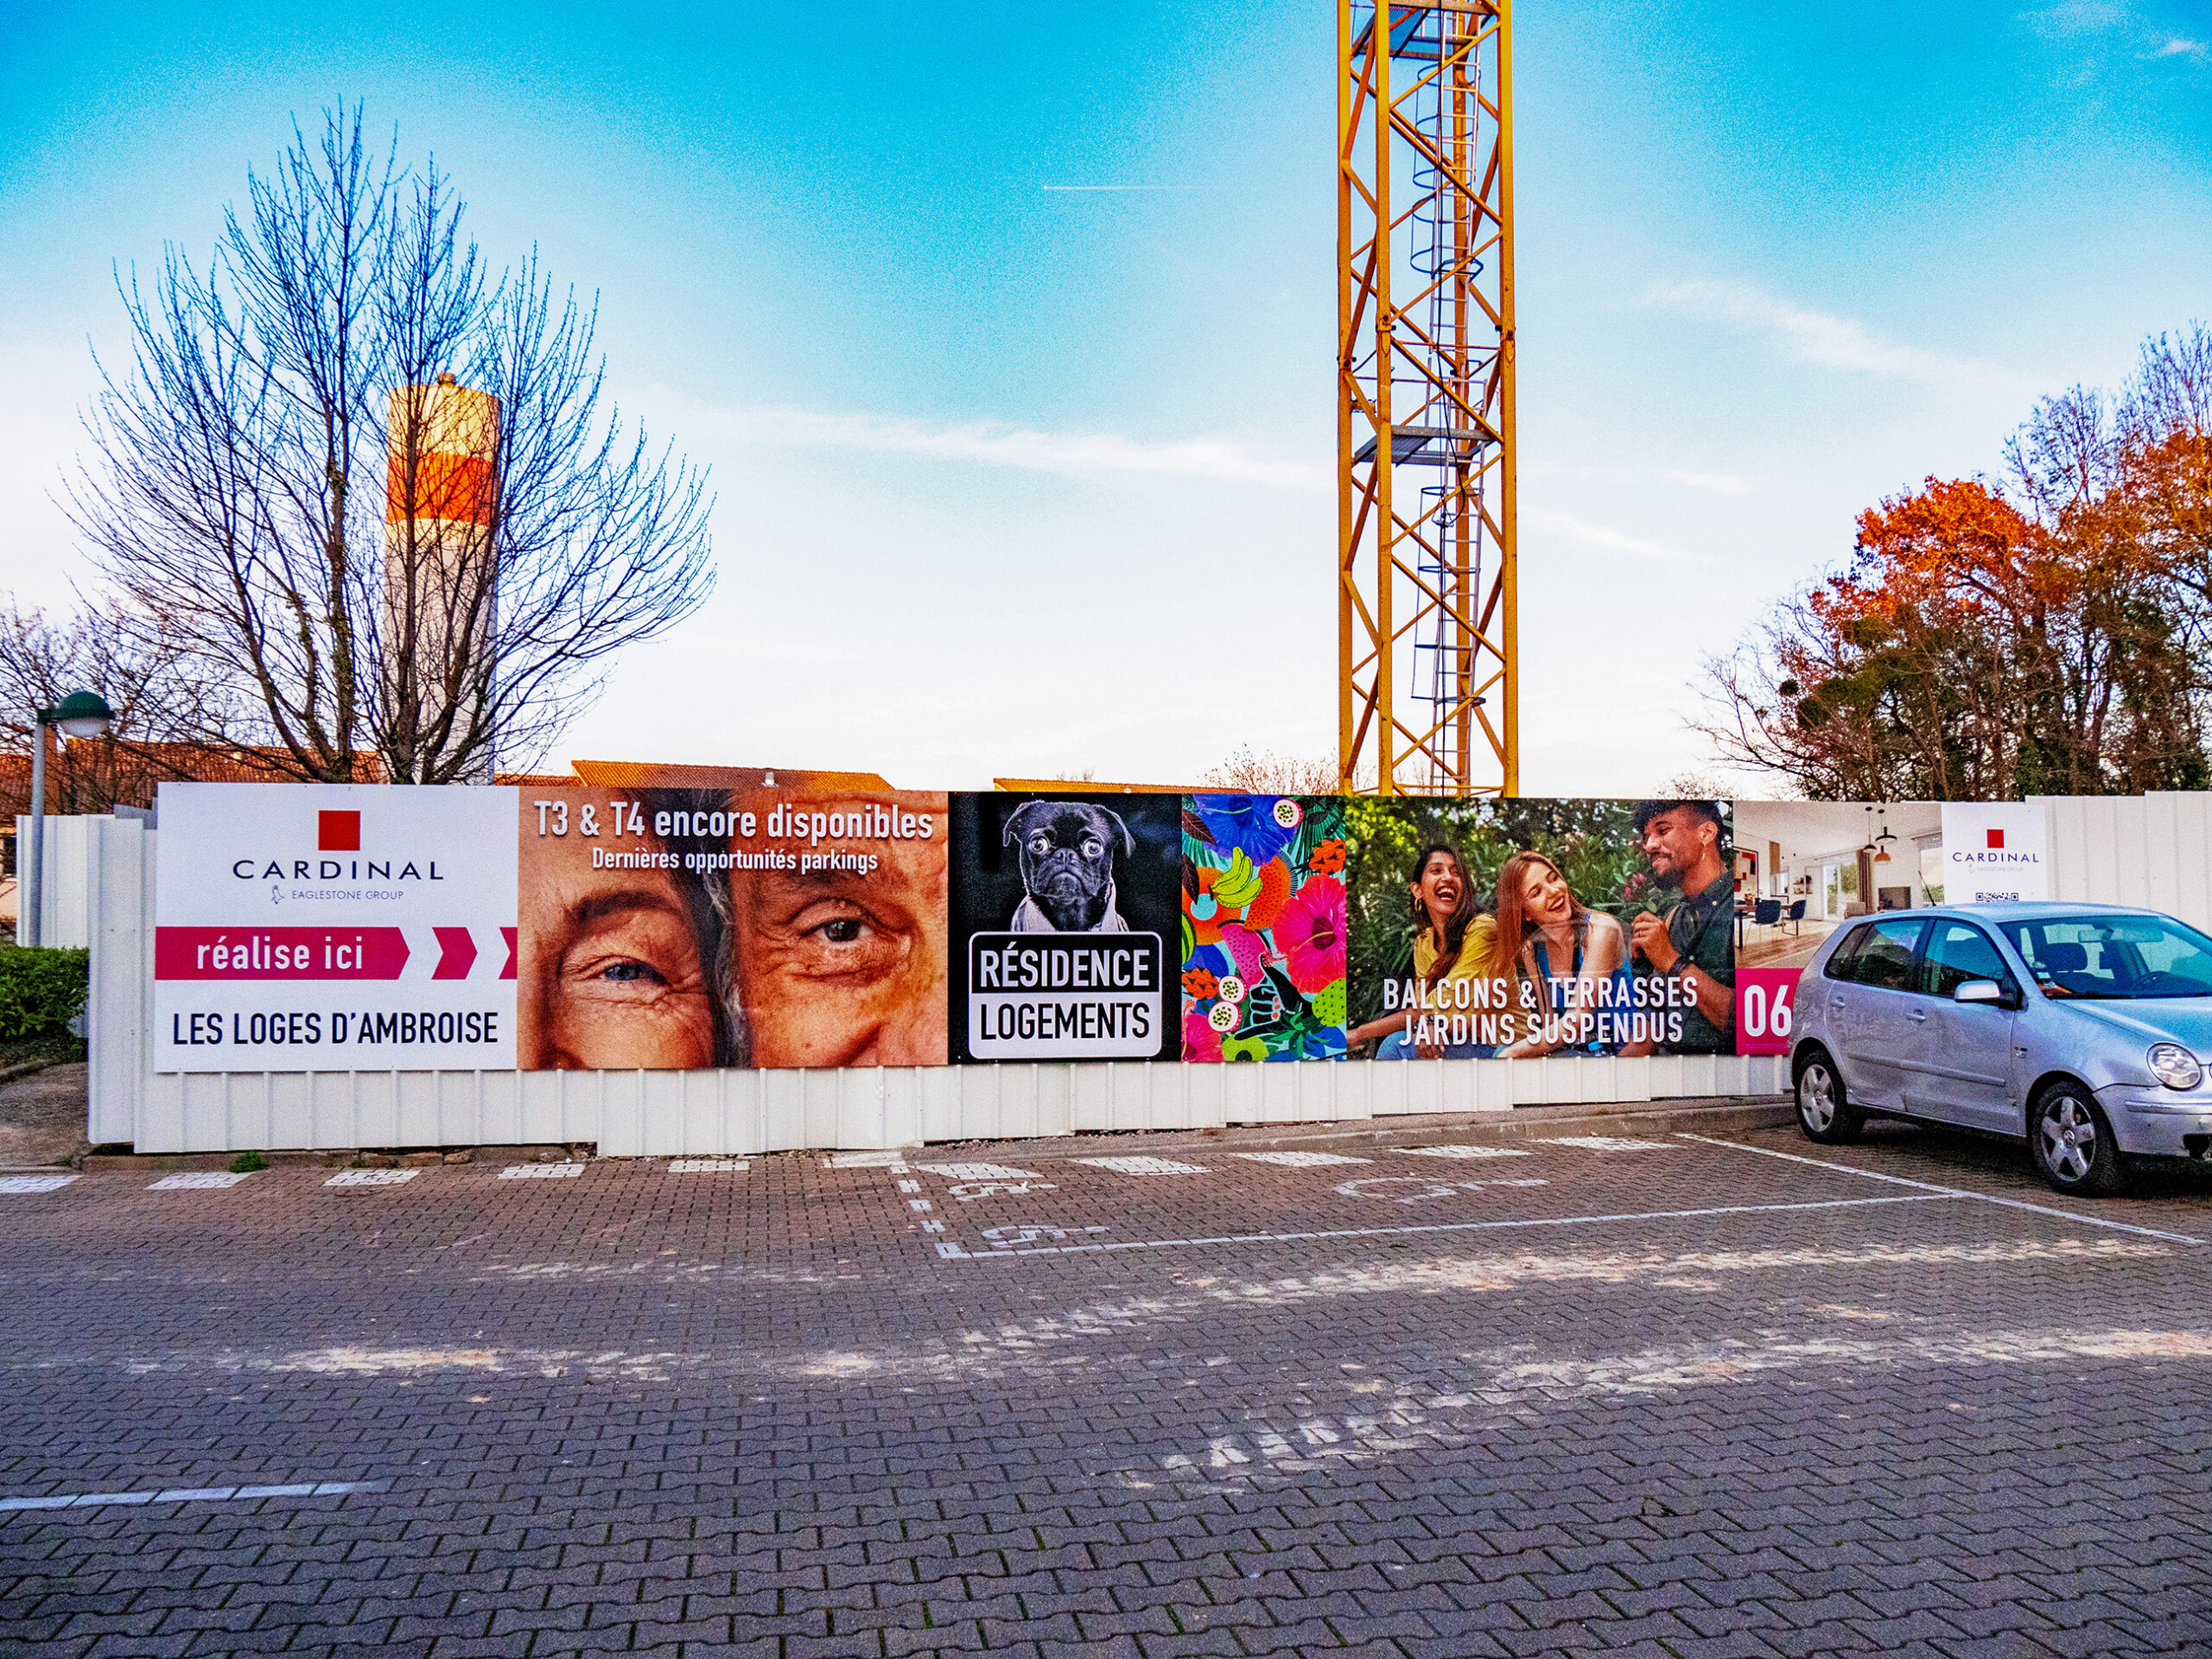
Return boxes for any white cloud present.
[2020,0,2128,33]
[1531,461,1758,497]
[1522,506,1695,562]
[2018,2,2209,63]
[688,401,1326,493]
[1648,280,2032,397]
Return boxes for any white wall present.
[10,814,103,948]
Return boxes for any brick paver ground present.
[4,1106,2211,1656]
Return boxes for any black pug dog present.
[1002,800,1135,932]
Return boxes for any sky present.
[3,0,2210,793]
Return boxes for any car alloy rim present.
[1800,1064,1834,1132]
[2040,1096,2096,1183]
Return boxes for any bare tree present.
[1202,746,1344,795]
[66,105,715,785]
[0,600,226,814]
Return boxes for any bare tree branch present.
[63,103,714,785]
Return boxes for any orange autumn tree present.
[1702,331,2212,800]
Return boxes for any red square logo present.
[318,810,360,852]
[1986,829,2005,849]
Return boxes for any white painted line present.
[919,1219,946,1232]
[1391,1144,1531,1160]
[907,1198,934,1212]
[1076,1156,1211,1175]
[667,1160,747,1173]
[0,1478,391,1512]
[147,1173,252,1190]
[895,1179,921,1192]
[932,1192,1956,1259]
[1231,1150,1373,1168]
[0,1174,78,1193]
[1541,1136,1679,1152]
[1675,1132,2207,1245]
[825,1151,911,1168]
[499,1164,584,1179]
[326,1169,418,1187]
[915,1161,1042,1179]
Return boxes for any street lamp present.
[23,690,114,949]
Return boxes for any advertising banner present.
[154,783,518,1071]
[143,780,1832,1077]
[1341,798,1737,1058]
[1179,796,1349,1061]
[1729,800,1944,1027]
[517,782,947,1069]
[1941,802,2050,905]
[950,792,1181,1062]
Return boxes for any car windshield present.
[2002,914,2212,999]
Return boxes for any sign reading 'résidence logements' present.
[153,783,518,1071]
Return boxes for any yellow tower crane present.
[1338,0,1516,797]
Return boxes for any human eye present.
[788,901,905,981]
[561,905,701,1001]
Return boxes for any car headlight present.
[2148,1043,2203,1090]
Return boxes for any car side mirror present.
[1955,980,2004,1005]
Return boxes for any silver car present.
[1789,902,2212,1196]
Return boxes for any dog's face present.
[1004,800,1132,927]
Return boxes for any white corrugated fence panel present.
[14,813,102,949]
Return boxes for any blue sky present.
[3,1,2209,791]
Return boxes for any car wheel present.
[2031,1083,2128,1197]
[1795,1052,1861,1145]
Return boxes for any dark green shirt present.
[1661,871,1736,1054]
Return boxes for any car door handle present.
[1905,1008,1929,1021]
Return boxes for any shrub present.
[0,947,91,1041]
[229,1150,269,1173]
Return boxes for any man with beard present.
[1628,799,1736,1054]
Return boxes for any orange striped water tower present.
[385,372,500,775]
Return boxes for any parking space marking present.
[1231,1150,1373,1168]
[1675,1132,2207,1245]
[498,1164,584,1180]
[931,1192,1955,1259]
[943,1179,1058,1201]
[1540,1136,1678,1152]
[1075,1156,1211,1176]
[147,1173,253,1191]
[915,1162,1041,1179]
[0,1174,78,1193]
[0,1478,392,1513]
[825,1151,909,1168]
[667,1160,747,1173]
[326,1170,418,1188]
[1391,1144,1531,1160]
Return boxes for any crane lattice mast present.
[1338,0,1516,797]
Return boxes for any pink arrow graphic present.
[500,927,518,981]
[432,927,479,980]
[156,927,409,981]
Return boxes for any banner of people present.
[154,778,2043,1076]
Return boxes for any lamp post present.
[23,690,114,949]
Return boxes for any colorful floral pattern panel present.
[1179,795,1348,1062]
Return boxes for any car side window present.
[1918,921,2013,999]
[1847,918,1924,992]
[1825,925,1871,981]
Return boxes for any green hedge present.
[0,947,91,1041]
